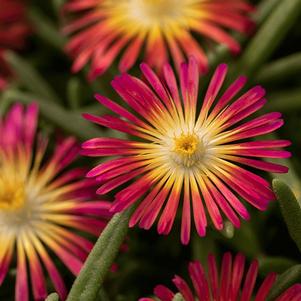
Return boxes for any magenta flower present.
[82,58,290,244]
[139,253,301,301]
[0,103,112,301]
[63,0,254,80]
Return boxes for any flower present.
[139,253,301,301]
[63,0,254,80]
[0,103,112,301]
[82,58,290,244]
[0,0,30,90]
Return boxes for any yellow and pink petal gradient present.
[0,0,30,90]
[0,103,112,301]
[139,253,301,301]
[82,57,291,245]
[63,0,254,80]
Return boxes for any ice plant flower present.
[82,58,291,244]
[63,0,254,80]
[0,0,30,90]
[139,253,301,301]
[0,103,112,301]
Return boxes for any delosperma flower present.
[82,57,291,244]
[63,0,254,80]
[0,0,30,90]
[0,103,112,301]
[139,253,301,301]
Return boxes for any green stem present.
[255,53,301,84]
[267,265,301,300]
[66,208,133,301]
[238,0,301,77]
[3,89,102,140]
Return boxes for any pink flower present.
[82,58,290,244]
[0,0,30,89]
[140,253,301,301]
[0,103,112,301]
[63,0,254,80]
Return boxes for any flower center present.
[172,133,204,168]
[129,0,184,26]
[0,178,25,211]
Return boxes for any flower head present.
[0,103,111,300]
[63,0,254,80]
[139,253,301,301]
[0,0,30,90]
[82,58,290,244]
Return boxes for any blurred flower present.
[82,58,291,244]
[63,0,254,80]
[139,252,301,301]
[0,103,112,301]
[0,0,30,90]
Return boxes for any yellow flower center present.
[172,133,204,168]
[127,0,186,27]
[0,178,25,211]
[174,133,198,155]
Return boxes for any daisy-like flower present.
[139,253,301,301]
[63,0,254,80]
[0,0,30,90]
[0,103,112,301]
[82,58,291,244]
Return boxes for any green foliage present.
[66,208,133,301]
[45,293,59,301]
[273,179,301,252]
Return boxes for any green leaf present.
[2,89,102,140]
[28,8,66,50]
[255,53,301,84]
[66,208,134,301]
[45,293,59,301]
[267,265,301,300]
[258,256,297,276]
[264,89,301,112]
[208,0,280,68]
[253,0,282,24]
[238,0,301,77]
[5,52,61,103]
[272,179,301,252]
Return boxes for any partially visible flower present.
[0,103,112,301]
[82,58,290,244]
[0,0,30,89]
[140,253,301,301]
[63,0,254,80]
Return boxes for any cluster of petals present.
[63,0,254,80]
[82,57,291,244]
[0,0,30,89]
[140,252,301,301]
[0,103,112,301]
